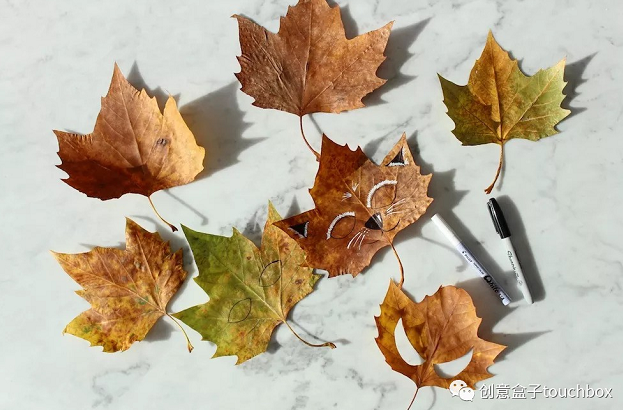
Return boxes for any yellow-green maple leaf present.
[174,202,335,364]
[51,218,192,352]
[439,31,570,193]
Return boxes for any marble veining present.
[0,0,622,409]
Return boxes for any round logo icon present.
[449,380,467,397]
[459,386,475,401]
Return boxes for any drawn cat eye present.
[289,221,309,238]
[387,147,408,167]
[326,212,356,239]
[367,180,397,209]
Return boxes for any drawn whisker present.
[386,203,405,215]
[390,197,407,208]
[386,198,408,214]
[347,231,363,249]
[347,232,361,249]
[357,232,367,250]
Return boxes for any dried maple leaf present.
[54,64,205,231]
[234,0,392,157]
[173,202,335,364]
[375,281,505,408]
[309,134,367,200]
[51,218,192,352]
[274,134,432,282]
[439,31,570,193]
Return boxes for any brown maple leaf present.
[234,0,392,156]
[375,281,505,408]
[274,134,432,282]
[54,64,205,231]
[309,134,367,200]
[51,218,192,352]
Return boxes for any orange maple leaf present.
[54,64,205,231]
[376,281,505,408]
[275,134,432,282]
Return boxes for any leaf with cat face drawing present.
[173,203,335,365]
[274,134,432,280]
[375,281,505,407]
[439,31,569,193]
[309,134,367,201]
[234,0,392,155]
[51,218,192,352]
[54,64,205,231]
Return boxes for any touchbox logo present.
[449,381,614,401]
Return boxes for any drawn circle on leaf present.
[228,298,252,323]
[331,215,356,239]
[259,260,281,287]
[370,184,397,209]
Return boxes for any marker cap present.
[487,198,511,239]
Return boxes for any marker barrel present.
[503,237,533,304]
[432,215,512,306]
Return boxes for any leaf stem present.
[284,319,336,349]
[406,387,419,410]
[390,242,405,288]
[148,195,178,232]
[166,313,194,353]
[485,143,504,194]
[299,116,320,160]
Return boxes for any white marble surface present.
[1,0,622,408]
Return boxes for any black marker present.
[487,198,533,304]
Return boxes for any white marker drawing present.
[366,179,397,207]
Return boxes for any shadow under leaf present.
[364,18,431,107]
[289,318,349,346]
[126,62,178,111]
[164,190,209,227]
[144,318,175,343]
[180,82,264,178]
[456,278,549,361]
[326,0,358,38]
[562,53,596,120]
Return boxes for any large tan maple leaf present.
[234,0,392,155]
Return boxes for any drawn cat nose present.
[365,213,383,230]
